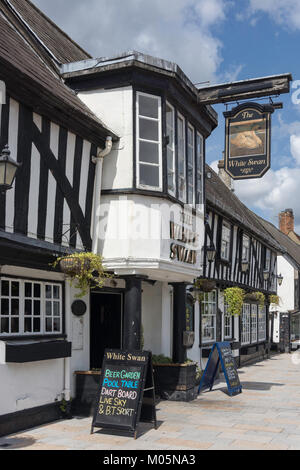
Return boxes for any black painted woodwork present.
[5,339,71,363]
[172,283,187,364]
[123,278,142,351]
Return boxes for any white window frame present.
[166,101,176,197]
[187,123,195,206]
[136,91,162,191]
[251,304,258,343]
[196,132,204,208]
[242,234,250,262]
[201,290,217,344]
[224,304,232,340]
[221,222,231,261]
[177,112,186,203]
[258,305,267,342]
[242,303,251,345]
[0,277,63,337]
[265,248,271,271]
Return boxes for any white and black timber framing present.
[0,94,98,253]
[203,165,282,294]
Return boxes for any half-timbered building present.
[200,161,284,367]
[0,0,118,435]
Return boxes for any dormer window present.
[136,92,162,190]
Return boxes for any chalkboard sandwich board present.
[199,342,242,396]
[91,349,157,439]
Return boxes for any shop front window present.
[242,303,251,345]
[137,92,162,190]
[258,305,266,341]
[0,278,63,336]
[201,290,217,343]
[224,304,232,339]
[251,304,258,343]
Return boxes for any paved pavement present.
[2,353,300,450]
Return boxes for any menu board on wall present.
[91,349,157,439]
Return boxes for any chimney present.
[279,209,294,235]
[218,156,234,191]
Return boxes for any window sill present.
[0,338,71,363]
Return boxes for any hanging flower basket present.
[53,252,111,298]
[194,279,216,293]
[59,257,91,276]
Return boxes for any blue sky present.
[33,0,300,231]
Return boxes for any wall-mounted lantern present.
[241,261,249,272]
[0,145,20,193]
[277,273,283,286]
[263,269,270,281]
[207,244,216,262]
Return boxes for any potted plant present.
[53,252,111,298]
[223,287,245,316]
[152,355,199,402]
[59,398,73,420]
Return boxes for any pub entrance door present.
[90,292,123,370]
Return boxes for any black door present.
[90,292,123,370]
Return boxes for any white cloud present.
[32,0,229,83]
[234,167,300,232]
[248,0,300,30]
[290,134,300,165]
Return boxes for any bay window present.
[166,102,176,196]
[187,124,195,205]
[196,132,204,206]
[0,278,63,336]
[201,290,217,343]
[177,113,186,202]
[137,92,162,190]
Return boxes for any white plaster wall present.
[0,266,67,415]
[99,194,204,282]
[276,256,295,312]
[78,87,133,190]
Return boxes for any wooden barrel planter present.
[153,362,197,402]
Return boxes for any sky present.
[33,0,300,232]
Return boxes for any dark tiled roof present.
[256,217,300,268]
[0,12,117,145]
[7,0,91,63]
[206,164,284,252]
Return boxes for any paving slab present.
[2,353,300,450]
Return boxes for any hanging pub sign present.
[224,102,274,180]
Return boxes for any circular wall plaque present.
[71,300,87,317]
